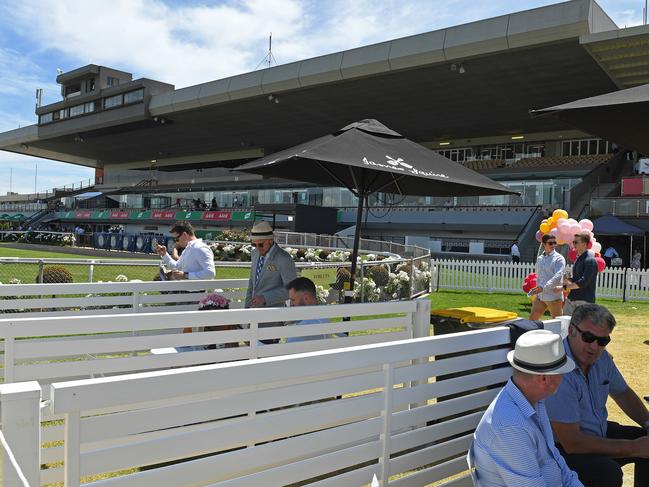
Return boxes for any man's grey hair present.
[570,303,616,332]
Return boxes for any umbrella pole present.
[346,191,365,304]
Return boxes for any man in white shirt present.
[155,221,215,280]
[511,240,521,263]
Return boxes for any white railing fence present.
[0,299,427,389]
[432,259,649,302]
[0,299,430,486]
[0,316,563,487]
[0,279,247,318]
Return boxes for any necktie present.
[255,255,265,286]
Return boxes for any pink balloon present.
[558,222,570,233]
[535,230,543,243]
[570,224,581,234]
[587,240,593,249]
[567,247,577,263]
[595,256,606,272]
[579,228,590,235]
[550,227,559,236]
[580,219,594,231]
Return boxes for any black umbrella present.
[235,119,516,297]
[531,83,649,154]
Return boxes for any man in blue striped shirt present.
[470,330,583,486]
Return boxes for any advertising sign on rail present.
[203,211,232,221]
[110,210,130,219]
[75,210,92,218]
[151,210,176,220]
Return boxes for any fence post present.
[37,260,44,283]
[409,258,415,298]
[622,268,628,302]
[132,291,141,313]
[488,260,494,293]
[379,363,395,487]
[413,297,431,339]
[88,259,95,283]
[360,261,365,302]
[0,381,42,487]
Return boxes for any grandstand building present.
[1,0,648,262]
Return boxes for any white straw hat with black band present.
[250,221,275,241]
[507,329,575,375]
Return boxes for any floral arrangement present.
[353,277,380,302]
[115,274,129,282]
[315,284,329,304]
[198,293,230,310]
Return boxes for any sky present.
[0,0,645,194]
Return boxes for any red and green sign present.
[203,211,232,221]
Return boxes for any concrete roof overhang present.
[0,0,623,170]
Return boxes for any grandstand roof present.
[0,0,644,171]
[533,83,649,154]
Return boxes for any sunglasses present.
[251,242,266,248]
[546,241,557,246]
[571,322,611,347]
[172,235,181,242]
[572,240,583,245]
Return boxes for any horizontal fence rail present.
[0,279,247,318]
[0,316,562,487]
[432,259,649,302]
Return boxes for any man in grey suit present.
[246,220,297,309]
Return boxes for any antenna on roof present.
[254,32,277,70]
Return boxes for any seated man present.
[470,329,583,486]
[285,277,337,343]
[545,304,649,487]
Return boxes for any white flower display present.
[115,274,128,282]
[315,285,329,304]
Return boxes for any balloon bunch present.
[522,273,537,294]
[534,208,606,272]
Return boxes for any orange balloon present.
[553,209,569,220]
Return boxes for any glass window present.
[104,94,123,109]
[59,108,68,119]
[84,102,95,113]
[39,112,53,124]
[69,104,84,117]
[124,89,144,104]
[107,76,120,87]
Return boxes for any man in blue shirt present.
[545,304,649,487]
[470,329,583,486]
[285,277,337,343]
[563,234,598,315]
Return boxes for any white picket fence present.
[0,279,248,318]
[432,259,649,301]
[0,314,564,487]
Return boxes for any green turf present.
[0,244,249,282]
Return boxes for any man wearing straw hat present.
[469,330,583,486]
[246,221,297,344]
[246,221,297,309]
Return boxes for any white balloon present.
[592,242,602,254]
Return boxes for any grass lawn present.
[0,244,249,282]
